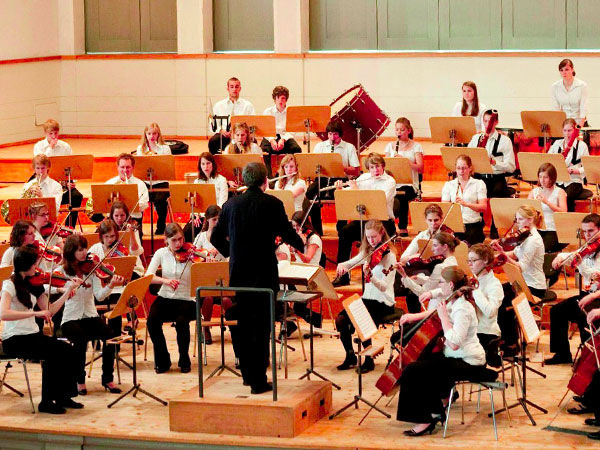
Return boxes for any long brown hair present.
[197,152,218,181]
[276,154,299,189]
[358,220,397,257]
[460,81,480,117]
[62,234,88,276]
[9,220,34,248]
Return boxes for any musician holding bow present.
[334,220,396,373]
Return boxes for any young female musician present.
[548,118,590,212]
[109,201,143,257]
[451,81,486,132]
[273,155,306,212]
[0,245,83,414]
[28,202,63,273]
[527,163,567,252]
[57,234,124,395]
[468,243,503,367]
[194,152,231,207]
[224,122,262,154]
[441,155,487,245]
[1,220,36,267]
[384,117,423,236]
[552,59,588,128]
[396,266,486,436]
[334,220,396,373]
[397,231,460,314]
[145,223,197,373]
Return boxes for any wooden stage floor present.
[0,319,598,449]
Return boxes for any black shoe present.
[332,275,350,287]
[573,395,587,404]
[303,332,322,340]
[155,226,165,235]
[58,398,84,409]
[356,356,375,374]
[38,401,66,415]
[285,321,297,337]
[585,418,600,426]
[203,328,213,345]
[102,382,122,394]
[155,364,171,374]
[403,421,437,436]
[568,404,592,415]
[336,353,357,370]
[180,366,191,374]
[77,386,87,396]
[544,354,572,365]
[251,382,273,395]
[588,430,600,440]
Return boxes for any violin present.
[383,254,445,278]
[569,238,600,269]
[33,240,62,264]
[174,242,208,263]
[40,222,75,239]
[79,253,117,282]
[364,243,389,283]
[493,227,530,252]
[111,241,129,257]
[27,268,69,288]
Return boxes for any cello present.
[567,324,600,397]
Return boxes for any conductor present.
[211,162,303,394]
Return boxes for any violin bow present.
[417,202,454,259]
[559,229,600,268]
[345,234,397,272]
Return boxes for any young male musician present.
[33,119,72,157]
[208,77,256,155]
[546,213,600,364]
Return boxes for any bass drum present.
[317,84,390,152]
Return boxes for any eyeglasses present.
[467,258,482,264]
[37,212,50,217]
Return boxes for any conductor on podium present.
[211,162,303,394]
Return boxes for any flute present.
[318,175,372,193]
[236,172,298,192]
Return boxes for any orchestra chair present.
[0,339,35,414]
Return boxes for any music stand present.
[334,189,388,235]
[521,111,566,152]
[429,117,476,146]
[169,184,216,243]
[190,262,240,379]
[83,231,131,249]
[517,153,570,184]
[440,147,494,175]
[286,106,331,153]
[0,244,9,262]
[409,201,465,233]
[90,184,139,214]
[104,256,137,282]
[230,115,276,139]
[133,155,176,253]
[490,198,545,233]
[8,197,57,224]
[214,154,264,186]
[106,275,166,408]
[265,189,295,218]
[582,155,600,196]
[383,157,413,185]
[554,212,588,247]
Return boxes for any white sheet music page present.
[348,298,377,340]
[515,298,540,343]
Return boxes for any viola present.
[174,242,208,263]
[494,227,530,252]
[33,240,62,264]
[439,224,454,235]
[364,243,389,283]
[79,253,117,281]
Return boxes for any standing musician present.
[261,86,302,176]
[384,117,423,237]
[304,120,361,235]
[546,213,600,365]
[527,163,567,252]
[441,154,487,245]
[493,205,547,354]
[223,122,262,155]
[1,220,36,267]
[273,154,306,212]
[211,162,303,394]
[552,59,588,128]
[548,118,589,212]
[208,77,256,155]
[334,220,396,373]
[468,243,503,367]
[145,223,198,374]
[109,201,143,258]
[451,81,486,132]
[396,266,486,436]
[33,119,72,157]
[135,122,171,235]
[331,153,396,287]
[0,245,82,414]
[57,234,125,396]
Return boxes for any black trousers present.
[549,293,590,358]
[336,219,396,264]
[539,230,560,253]
[478,332,501,367]
[394,281,421,314]
[3,333,78,404]
[455,221,485,247]
[260,137,302,177]
[562,182,584,212]
[475,173,509,237]
[60,316,118,384]
[145,181,170,233]
[147,296,196,369]
[208,133,231,154]
[397,352,484,423]
[304,177,347,235]
[499,283,546,348]
[335,299,394,354]
[393,186,417,229]
[61,188,83,228]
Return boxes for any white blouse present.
[274,178,306,212]
[557,249,600,288]
[441,177,487,224]
[351,172,397,220]
[472,270,503,336]
[514,228,546,290]
[194,175,228,208]
[452,101,487,132]
[0,247,15,268]
[531,185,563,231]
[402,255,458,301]
[551,78,588,121]
[22,176,63,213]
[88,242,145,293]
[33,138,72,157]
[340,250,397,306]
[304,233,322,266]
[145,247,194,301]
[384,140,423,192]
[312,139,360,169]
[443,296,486,366]
[57,266,112,324]
[1,279,39,341]
[193,231,226,262]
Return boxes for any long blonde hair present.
[229,122,252,154]
[516,205,542,228]
[276,155,299,189]
[140,122,165,152]
[359,220,396,257]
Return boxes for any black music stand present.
[170,184,216,243]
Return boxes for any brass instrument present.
[1,175,41,223]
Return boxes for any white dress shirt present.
[1,280,40,341]
[312,139,360,169]
[349,172,396,220]
[443,296,486,366]
[548,138,589,186]
[274,178,306,212]
[105,175,150,219]
[384,140,423,191]
[263,105,293,140]
[473,270,503,336]
[192,231,226,262]
[23,176,63,213]
[557,249,600,288]
[0,247,15,268]
[33,138,72,157]
[402,255,458,299]
[441,177,487,224]
[468,131,516,174]
[211,97,256,132]
[340,250,396,306]
[223,142,262,155]
[451,101,487,132]
[531,185,563,231]
[135,143,171,156]
[401,229,432,260]
[145,247,194,301]
[194,175,227,207]
[57,267,112,325]
[304,233,322,265]
[552,78,588,121]
[88,242,145,292]
[514,227,546,290]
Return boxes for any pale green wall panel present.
[213,0,274,51]
[566,0,600,48]
[501,0,566,49]
[377,0,439,49]
[439,0,501,49]
[85,0,141,52]
[140,0,177,52]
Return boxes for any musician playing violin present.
[397,267,486,436]
[1,220,36,268]
[334,220,396,373]
[109,200,143,257]
[546,213,600,365]
[57,234,125,396]
[0,245,83,414]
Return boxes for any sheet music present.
[277,261,320,280]
[348,299,377,340]
[515,298,540,343]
